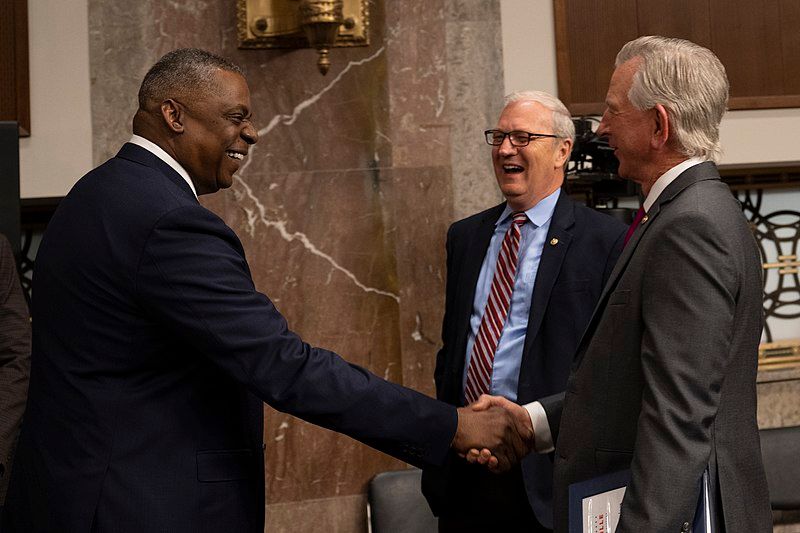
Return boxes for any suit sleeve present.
[0,236,30,495]
[135,205,457,468]
[526,217,624,451]
[618,210,739,531]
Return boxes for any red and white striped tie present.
[464,211,527,404]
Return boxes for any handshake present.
[451,395,536,473]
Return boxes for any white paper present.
[582,485,626,533]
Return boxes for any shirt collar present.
[496,188,561,228]
[642,157,705,212]
[128,134,198,198]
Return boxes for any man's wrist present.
[523,401,554,453]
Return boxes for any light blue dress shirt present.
[462,188,560,403]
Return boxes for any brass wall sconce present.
[237,0,370,75]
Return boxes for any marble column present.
[88,1,504,530]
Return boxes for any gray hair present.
[616,36,729,162]
[504,90,575,143]
[138,48,243,109]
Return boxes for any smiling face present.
[491,100,572,212]
[171,69,258,195]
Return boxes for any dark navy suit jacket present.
[3,144,456,532]
[421,193,625,528]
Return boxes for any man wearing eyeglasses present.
[421,91,626,532]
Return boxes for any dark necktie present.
[623,207,646,248]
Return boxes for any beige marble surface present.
[758,367,800,428]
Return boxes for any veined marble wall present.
[88,1,503,530]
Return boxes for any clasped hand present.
[451,394,536,473]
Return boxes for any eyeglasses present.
[484,129,560,147]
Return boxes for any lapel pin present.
[550,238,559,246]
[641,215,649,224]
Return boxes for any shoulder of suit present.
[64,157,209,235]
[95,155,197,207]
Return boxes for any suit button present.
[681,521,690,531]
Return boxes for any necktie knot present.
[511,212,527,227]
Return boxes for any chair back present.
[367,468,437,533]
[760,425,800,510]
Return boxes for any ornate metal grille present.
[737,189,800,369]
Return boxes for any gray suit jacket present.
[0,234,30,504]
[543,162,772,532]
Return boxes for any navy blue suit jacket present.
[422,193,625,528]
[3,144,456,532]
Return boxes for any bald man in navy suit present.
[3,49,529,533]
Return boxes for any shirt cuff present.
[523,401,554,453]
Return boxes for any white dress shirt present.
[128,134,198,198]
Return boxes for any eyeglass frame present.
[484,129,561,147]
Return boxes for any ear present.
[161,99,184,133]
[651,103,669,149]
[554,137,573,168]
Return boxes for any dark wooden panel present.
[718,160,800,191]
[636,0,712,46]
[0,1,17,126]
[555,0,800,113]
[0,0,30,136]
[729,95,800,110]
[13,0,29,136]
[554,0,638,111]
[710,0,784,98]
[780,0,800,95]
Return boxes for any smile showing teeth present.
[503,164,524,173]
[226,151,244,160]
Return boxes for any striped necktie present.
[464,211,527,404]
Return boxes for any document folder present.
[568,468,712,533]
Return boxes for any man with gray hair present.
[473,36,772,532]
[421,91,625,531]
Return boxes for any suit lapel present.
[572,161,721,368]
[521,192,574,358]
[516,193,574,398]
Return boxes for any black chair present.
[759,425,800,510]
[367,468,437,533]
